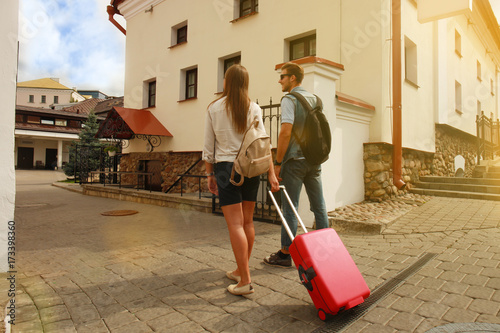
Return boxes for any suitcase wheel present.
[318,309,330,321]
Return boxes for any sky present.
[16,1,500,98]
[18,0,126,97]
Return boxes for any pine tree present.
[64,112,103,177]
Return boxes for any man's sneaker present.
[264,251,292,267]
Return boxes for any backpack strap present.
[285,92,319,146]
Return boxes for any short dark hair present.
[281,62,304,83]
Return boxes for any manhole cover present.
[426,323,500,333]
[101,210,139,216]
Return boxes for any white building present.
[1,0,18,272]
[107,0,500,225]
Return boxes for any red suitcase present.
[268,186,370,321]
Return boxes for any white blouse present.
[203,97,266,164]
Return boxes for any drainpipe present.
[107,5,126,35]
[392,0,406,190]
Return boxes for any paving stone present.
[390,297,424,313]
[468,298,500,315]
[104,310,138,329]
[362,307,398,324]
[147,310,190,331]
[386,312,423,332]
[440,294,472,309]
[39,305,71,324]
[75,320,109,333]
[415,302,449,319]
[442,308,478,323]
[465,285,495,300]
[109,320,154,333]
[43,319,77,332]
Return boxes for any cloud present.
[18,0,126,96]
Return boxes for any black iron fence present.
[211,99,283,223]
[476,112,500,163]
[75,144,119,184]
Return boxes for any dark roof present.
[15,122,82,135]
[94,97,124,115]
[16,105,89,120]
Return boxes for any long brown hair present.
[222,64,251,133]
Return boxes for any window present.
[186,69,198,99]
[54,96,59,104]
[41,95,46,104]
[477,61,482,81]
[455,30,461,57]
[171,21,188,47]
[177,26,187,44]
[290,34,316,60]
[240,0,258,17]
[455,81,462,114]
[224,55,241,75]
[55,119,67,126]
[29,95,34,103]
[27,116,40,124]
[41,118,55,125]
[217,54,241,92]
[148,80,156,107]
[404,36,418,87]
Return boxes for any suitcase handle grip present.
[267,185,308,241]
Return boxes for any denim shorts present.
[214,162,260,206]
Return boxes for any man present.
[264,62,329,267]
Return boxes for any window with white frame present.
[455,81,462,114]
[217,53,241,92]
[404,36,418,87]
[41,95,46,104]
[289,33,316,61]
[171,21,187,47]
[29,95,34,103]
[143,79,156,108]
[180,66,198,100]
[238,0,258,18]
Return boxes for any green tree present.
[64,112,103,177]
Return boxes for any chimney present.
[51,78,60,83]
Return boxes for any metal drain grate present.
[314,252,438,333]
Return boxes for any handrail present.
[164,157,203,194]
[476,111,500,163]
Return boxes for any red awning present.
[114,107,172,137]
[96,107,172,139]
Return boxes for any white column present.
[301,62,343,214]
[57,140,63,169]
[278,59,343,227]
[0,0,18,273]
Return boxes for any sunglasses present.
[280,74,293,80]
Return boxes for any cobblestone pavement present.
[5,171,500,332]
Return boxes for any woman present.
[203,64,279,296]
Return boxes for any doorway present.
[45,148,57,170]
[17,147,34,169]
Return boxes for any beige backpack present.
[230,118,271,186]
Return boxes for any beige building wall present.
[16,87,73,108]
[119,0,500,155]
[120,0,343,153]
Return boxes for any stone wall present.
[364,125,478,201]
[119,151,207,193]
[433,124,477,178]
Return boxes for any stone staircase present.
[410,158,500,201]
